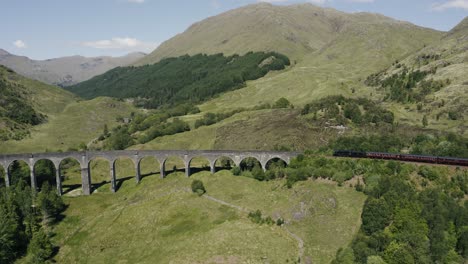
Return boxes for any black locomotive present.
[333,150,468,167]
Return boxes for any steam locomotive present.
[333,150,468,167]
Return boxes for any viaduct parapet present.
[0,150,300,196]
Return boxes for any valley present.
[0,2,467,264]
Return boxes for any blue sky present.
[1,0,466,60]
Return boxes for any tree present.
[0,200,19,263]
[422,115,428,127]
[36,182,65,223]
[273,97,292,109]
[361,198,392,235]
[367,255,387,264]
[27,228,53,264]
[383,242,414,264]
[191,180,206,196]
[103,124,109,136]
[344,103,362,123]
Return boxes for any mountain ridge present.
[0,49,146,86]
[136,3,442,66]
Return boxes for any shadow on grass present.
[91,180,111,193]
[115,176,135,192]
[61,184,82,195]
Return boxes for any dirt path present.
[284,226,305,263]
[203,194,249,213]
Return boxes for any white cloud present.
[431,0,468,11]
[13,40,27,49]
[127,0,145,3]
[81,37,159,52]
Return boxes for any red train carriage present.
[437,156,468,166]
[334,150,468,167]
[366,152,400,160]
[400,154,438,164]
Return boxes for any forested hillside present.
[68,52,290,108]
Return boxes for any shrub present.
[276,218,285,226]
[252,166,265,181]
[248,210,274,225]
[273,97,292,109]
[231,166,241,176]
[418,166,439,181]
[191,180,206,196]
[248,210,263,224]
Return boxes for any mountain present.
[0,65,137,151]
[0,50,145,86]
[364,16,468,135]
[67,52,290,108]
[136,3,440,66]
[0,65,76,141]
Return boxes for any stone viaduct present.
[0,150,300,196]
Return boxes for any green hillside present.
[0,65,76,141]
[0,66,138,153]
[67,52,290,108]
[363,16,468,136]
[53,169,366,263]
[136,3,440,66]
[0,97,138,154]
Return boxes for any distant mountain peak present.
[0,51,146,86]
[0,48,10,56]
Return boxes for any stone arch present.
[33,159,57,191]
[160,156,186,178]
[214,156,236,173]
[112,156,136,192]
[7,160,31,187]
[239,156,262,172]
[59,157,82,195]
[88,157,112,194]
[265,157,288,171]
[188,156,212,176]
[138,156,161,181]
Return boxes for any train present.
[333,150,468,167]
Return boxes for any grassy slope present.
[199,20,439,112]
[0,66,76,115]
[0,97,137,153]
[132,6,444,151]
[54,170,365,263]
[131,109,340,151]
[370,18,468,136]
[136,3,338,65]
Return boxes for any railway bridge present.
[0,150,300,196]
